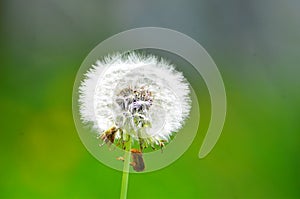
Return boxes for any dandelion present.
[78,51,191,199]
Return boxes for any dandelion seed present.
[79,52,191,166]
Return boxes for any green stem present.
[120,140,131,199]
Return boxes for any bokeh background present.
[1,0,299,198]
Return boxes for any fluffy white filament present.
[79,52,191,144]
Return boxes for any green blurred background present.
[1,0,299,198]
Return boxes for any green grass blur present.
[1,1,299,198]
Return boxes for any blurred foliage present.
[0,0,299,198]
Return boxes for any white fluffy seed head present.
[79,52,191,145]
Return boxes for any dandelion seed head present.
[79,52,191,147]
